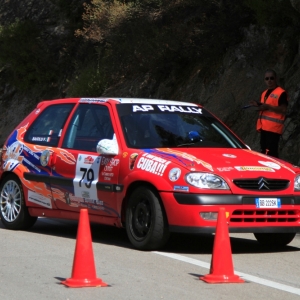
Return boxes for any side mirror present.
[97,134,119,155]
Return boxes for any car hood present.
[151,147,297,178]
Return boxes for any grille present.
[233,178,289,191]
[230,209,300,223]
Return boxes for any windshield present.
[117,103,246,149]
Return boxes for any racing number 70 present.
[79,167,94,188]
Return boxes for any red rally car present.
[1,97,300,250]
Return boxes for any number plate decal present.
[73,154,101,199]
[255,198,281,208]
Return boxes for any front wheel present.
[0,174,37,230]
[253,232,296,247]
[126,186,169,250]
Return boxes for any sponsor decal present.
[23,145,39,160]
[83,198,103,205]
[104,165,113,172]
[40,150,50,167]
[234,166,275,172]
[2,142,24,171]
[174,185,189,192]
[136,153,171,176]
[157,105,202,114]
[3,160,20,172]
[47,130,53,142]
[74,154,101,199]
[65,193,104,209]
[81,191,90,198]
[132,104,202,114]
[32,137,48,142]
[169,168,181,182]
[101,172,114,180]
[79,98,108,103]
[258,161,280,170]
[28,190,52,208]
[242,149,295,174]
[81,198,105,210]
[101,157,119,177]
[31,131,54,143]
[222,154,236,158]
[155,148,213,171]
[3,141,24,162]
[69,195,81,204]
[129,153,138,170]
[84,155,94,164]
[101,157,120,167]
[217,167,234,172]
[23,157,41,172]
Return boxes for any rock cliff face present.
[102,20,300,165]
[0,0,300,165]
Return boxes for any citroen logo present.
[258,177,269,190]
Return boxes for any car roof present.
[109,98,199,106]
[37,98,200,107]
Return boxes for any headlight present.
[185,172,229,190]
[294,175,300,191]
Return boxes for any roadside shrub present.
[67,59,107,97]
[75,0,253,82]
[0,20,58,91]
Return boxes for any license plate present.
[255,198,281,208]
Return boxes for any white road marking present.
[154,252,300,296]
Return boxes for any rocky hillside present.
[0,0,300,165]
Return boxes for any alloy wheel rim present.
[1,180,21,222]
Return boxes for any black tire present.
[0,174,37,230]
[126,186,169,250]
[253,232,296,247]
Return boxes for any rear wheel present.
[126,186,169,250]
[0,174,37,230]
[253,232,296,247]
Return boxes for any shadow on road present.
[163,232,300,255]
[0,217,299,255]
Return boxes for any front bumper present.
[169,225,300,234]
[174,193,300,205]
[160,192,300,233]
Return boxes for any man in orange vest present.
[250,69,288,158]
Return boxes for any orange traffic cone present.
[200,207,244,283]
[61,209,108,287]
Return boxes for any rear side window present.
[25,104,74,146]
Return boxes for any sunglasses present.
[265,77,275,81]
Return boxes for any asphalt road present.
[1,217,300,300]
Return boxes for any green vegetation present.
[67,61,107,97]
[0,20,58,91]
[75,0,253,87]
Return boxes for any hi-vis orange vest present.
[256,86,286,134]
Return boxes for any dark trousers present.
[260,129,281,158]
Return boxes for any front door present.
[51,102,121,219]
